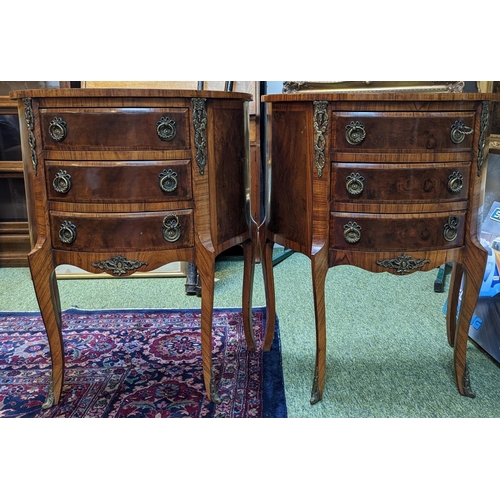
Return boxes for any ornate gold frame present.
[282,81,465,94]
[478,81,500,154]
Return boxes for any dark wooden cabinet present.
[10,88,256,408]
[260,92,500,404]
[0,96,30,266]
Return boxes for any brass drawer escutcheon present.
[447,171,464,194]
[450,120,473,144]
[156,116,177,141]
[48,117,67,142]
[443,215,459,242]
[58,220,77,244]
[158,168,178,193]
[345,121,366,145]
[345,172,365,195]
[162,214,182,242]
[343,221,362,244]
[53,170,72,194]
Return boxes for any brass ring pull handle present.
[162,214,182,242]
[58,220,77,244]
[345,121,366,145]
[443,215,459,242]
[450,120,473,144]
[156,116,177,141]
[48,117,67,142]
[53,170,72,194]
[447,171,464,194]
[343,221,362,244]
[158,168,179,193]
[346,172,365,195]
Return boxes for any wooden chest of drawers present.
[261,92,500,404]
[11,88,255,408]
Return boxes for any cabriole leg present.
[28,243,64,408]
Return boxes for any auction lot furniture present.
[11,88,255,407]
[260,92,500,404]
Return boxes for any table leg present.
[446,262,463,347]
[310,246,329,405]
[261,237,276,352]
[28,242,64,408]
[197,250,220,404]
[242,239,256,351]
[453,248,487,398]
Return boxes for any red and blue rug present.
[0,307,286,418]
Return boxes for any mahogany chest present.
[11,88,256,408]
[261,91,499,403]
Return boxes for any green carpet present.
[1,252,500,417]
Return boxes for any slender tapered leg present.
[453,247,487,398]
[261,236,276,352]
[242,239,256,351]
[310,245,329,405]
[446,262,464,347]
[196,248,220,404]
[28,242,64,408]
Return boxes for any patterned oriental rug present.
[0,307,286,418]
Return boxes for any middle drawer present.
[331,162,470,204]
[46,160,192,203]
[50,210,194,251]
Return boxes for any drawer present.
[50,210,194,251]
[46,160,192,203]
[333,112,475,152]
[330,211,466,251]
[332,162,470,203]
[39,107,190,151]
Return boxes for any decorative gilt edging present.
[192,98,207,175]
[376,253,430,275]
[313,101,328,178]
[477,101,491,177]
[92,255,148,276]
[23,98,38,174]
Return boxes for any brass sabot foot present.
[310,369,322,405]
[41,378,55,409]
[209,368,221,404]
[461,364,476,398]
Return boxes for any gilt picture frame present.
[282,81,466,94]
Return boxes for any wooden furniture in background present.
[0,82,69,267]
[11,88,255,408]
[261,91,500,404]
[0,96,30,266]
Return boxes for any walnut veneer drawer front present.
[40,108,190,150]
[330,211,466,251]
[332,162,470,204]
[334,112,475,151]
[46,160,192,203]
[50,210,194,251]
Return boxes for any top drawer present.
[333,112,476,152]
[39,107,190,151]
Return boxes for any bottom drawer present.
[50,210,194,252]
[330,211,466,252]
